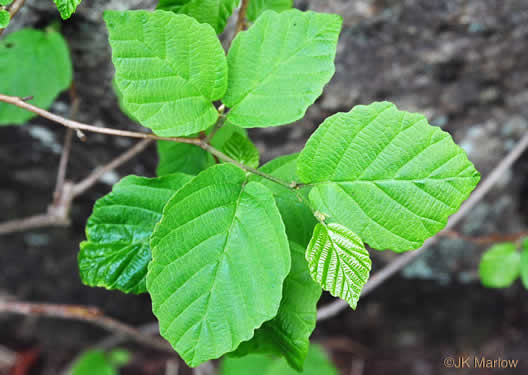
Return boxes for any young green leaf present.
[156,123,247,176]
[233,242,321,371]
[306,223,371,309]
[105,10,227,137]
[0,29,72,125]
[71,349,130,375]
[221,344,338,375]
[157,0,240,34]
[521,239,528,289]
[223,10,342,128]
[53,0,82,19]
[247,0,293,21]
[79,173,192,294]
[298,102,480,252]
[479,243,520,288]
[0,0,13,6]
[222,132,260,168]
[147,164,291,367]
[0,10,9,28]
[249,154,317,246]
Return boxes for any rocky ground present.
[1,0,527,374]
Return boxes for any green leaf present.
[71,350,117,375]
[223,10,342,128]
[0,10,9,28]
[105,10,227,137]
[306,223,371,309]
[249,154,316,246]
[522,239,528,289]
[147,164,291,367]
[156,123,247,176]
[0,0,13,6]
[479,243,520,288]
[233,241,321,371]
[222,132,260,168]
[221,344,338,375]
[107,349,131,368]
[79,173,192,294]
[247,0,293,21]
[0,29,72,125]
[298,102,481,252]
[53,0,82,19]
[157,0,240,34]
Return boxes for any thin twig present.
[438,229,528,245]
[235,0,250,35]
[0,140,152,235]
[0,95,202,145]
[0,0,25,36]
[0,94,297,189]
[203,114,226,144]
[0,301,172,353]
[72,139,153,197]
[53,85,80,203]
[317,130,528,321]
[0,212,69,235]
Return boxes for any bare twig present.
[438,229,528,245]
[0,0,25,36]
[0,301,172,353]
[0,95,202,145]
[72,139,153,197]
[0,94,297,189]
[317,130,528,321]
[53,85,80,203]
[235,0,250,35]
[0,212,69,235]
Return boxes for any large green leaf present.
[247,0,293,21]
[0,1,13,6]
[223,10,341,128]
[479,243,520,288]
[105,10,227,137]
[147,164,291,367]
[306,223,371,309]
[0,29,72,125]
[249,154,317,246]
[53,0,82,19]
[156,123,247,176]
[79,174,192,294]
[233,242,321,371]
[521,239,528,289]
[157,0,239,34]
[298,102,481,252]
[221,344,338,375]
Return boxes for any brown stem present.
[0,0,25,36]
[317,130,528,321]
[235,0,250,35]
[0,139,152,235]
[0,95,202,145]
[0,301,172,353]
[438,229,528,245]
[72,139,153,197]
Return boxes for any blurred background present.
[1,0,527,374]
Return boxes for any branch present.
[0,94,300,190]
[0,139,151,235]
[0,301,172,353]
[438,229,528,245]
[317,130,528,321]
[235,0,250,35]
[0,95,202,145]
[0,0,25,36]
[72,139,153,197]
